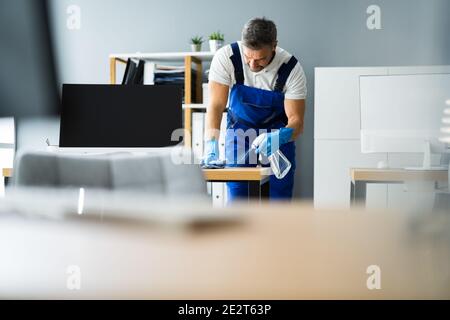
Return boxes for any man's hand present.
[202,138,225,168]
[204,138,219,163]
[252,127,294,157]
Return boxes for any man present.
[203,17,307,201]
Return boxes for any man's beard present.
[249,65,264,72]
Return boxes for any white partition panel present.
[314,66,450,209]
[314,139,387,209]
[314,67,388,140]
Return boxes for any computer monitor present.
[359,73,450,170]
[0,0,60,119]
[59,84,182,150]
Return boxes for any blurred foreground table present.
[0,199,449,299]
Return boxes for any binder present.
[219,112,227,161]
[131,60,145,84]
[122,59,145,85]
[143,62,155,85]
[121,58,137,84]
[202,83,209,104]
[192,112,204,163]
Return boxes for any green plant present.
[190,36,204,45]
[209,31,224,41]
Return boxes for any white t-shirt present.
[208,41,307,100]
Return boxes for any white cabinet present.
[192,109,228,206]
[212,182,226,207]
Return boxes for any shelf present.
[183,103,207,110]
[109,51,215,148]
[109,51,214,62]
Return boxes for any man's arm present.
[205,80,229,140]
[284,98,306,140]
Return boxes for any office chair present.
[11,149,206,196]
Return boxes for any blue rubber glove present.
[252,127,293,157]
[201,138,225,168]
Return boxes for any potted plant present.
[190,36,204,52]
[209,31,224,53]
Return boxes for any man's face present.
[243,44,276,72]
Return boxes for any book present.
[121,58,136,85]
[143,62,155,85]
[122,59,145,85]
[125,61,199,103]
[131,60,145,84]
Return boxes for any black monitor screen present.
[59,84,182,147]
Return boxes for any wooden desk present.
[203,167,271,200]
[0,199,449,299]
[350,168,448,205]
[2,168,12,178]
[2,168,12,187]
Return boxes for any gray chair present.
[12,149,206,196]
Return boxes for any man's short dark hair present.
[241,17,277,50]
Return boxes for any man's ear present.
[273,41,278,51]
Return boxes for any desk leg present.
[248,180,270,202]
[350,180,367,206]
[248,181,260,201]
[261,179,270,199]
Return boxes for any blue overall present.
[225,42,298,201]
